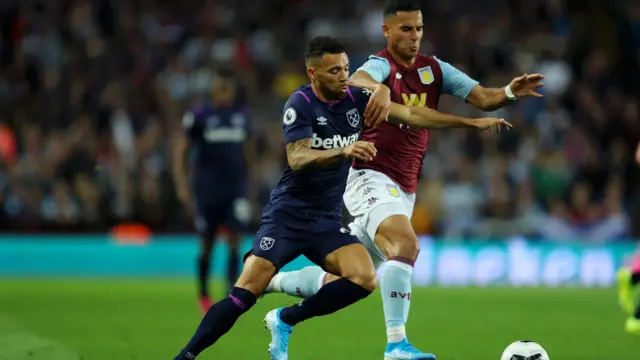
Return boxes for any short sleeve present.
[354,56,391,82]
[436,57,479,100]
[282,94,313,144]
[348,86,373,115]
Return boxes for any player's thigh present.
[375,213,419,261]
[343,168,410,239]
[235,255,276,296]
[306,230,377,291]
[243,222,305,273]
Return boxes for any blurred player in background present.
[266,1,544,358]
[172,36,510,360]
[615,141,640,334]
[173,68,252,313]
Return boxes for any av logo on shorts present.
[259,237,275,251]
[368,197,378,205]
[387,184,400,197]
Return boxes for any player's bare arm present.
[387,103,512,131]
[466,73,545,111]
[635,142,640,165]
[172,134,191,208]
[350,71,391,126]
[286,138,377,172]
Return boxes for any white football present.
[500,340,549,360]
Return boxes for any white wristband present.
[505,84,517,100]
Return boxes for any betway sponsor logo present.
[312,133,358,149]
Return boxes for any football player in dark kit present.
[173,68,252,314]
[172,36,509,360]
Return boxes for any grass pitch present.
[0,279,637,360]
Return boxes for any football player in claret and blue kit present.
[172,36,509,360]
[267,1,543,358]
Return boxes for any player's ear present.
[382,23,390,40]
[306,67,316,82]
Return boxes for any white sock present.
[267,266,326,299]
[387,325,407,344]
[380,260,413,343]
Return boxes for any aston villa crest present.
[417,66,434,85]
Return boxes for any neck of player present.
[312,83,338,102]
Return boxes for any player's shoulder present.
[359,50,391,69]
[284,85,313,107]
[415,53,439,64]
[348,85,374,99]
[282,85,313,126]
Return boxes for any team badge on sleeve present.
[418,66,434,85]
[283,107,297,125]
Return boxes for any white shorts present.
[342,168,416,268]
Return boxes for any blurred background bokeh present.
[0,0,639,242]
[1,1,639,359]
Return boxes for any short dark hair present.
[384,0,422,17]
[305,36,346,61]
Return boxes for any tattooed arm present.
[286,138,377,172]
[285,138,346,172]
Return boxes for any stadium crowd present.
[0,0,639,241]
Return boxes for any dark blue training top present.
[182,102,251,199]
[262,85,371,228]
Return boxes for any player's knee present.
[229,286,257,312]
[234,255,276,296]
[376,217,419,260]
[394,233,420,260]
[345,267,378,292]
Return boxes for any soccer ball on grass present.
[500,340,549,360]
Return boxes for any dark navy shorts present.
[244,216,359,271]
[194,196,250,238]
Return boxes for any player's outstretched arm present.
[350,70,392,126]
[387,103,513,130]
[466,74,545,111]
[286,139,377,172]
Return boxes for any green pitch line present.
[0,279,638,360]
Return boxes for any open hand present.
[510,74,545,98]
[475,118,513,131]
